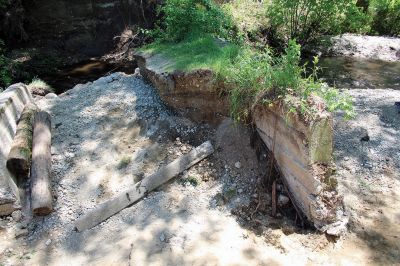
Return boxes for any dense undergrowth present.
[144,0,356,122]
[0,39,11,90]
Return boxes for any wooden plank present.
[272,181,277,217]
[31,111,53,216]
[75,141,214,232]
[6,103,39,181]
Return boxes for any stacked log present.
[6,103,39,181]
[30,111,53,216]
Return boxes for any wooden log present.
[6,103,39,181]
[75,141,214,232]
[31,111,52,216]
[272,180,277,217]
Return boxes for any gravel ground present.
[0,73,399,265]
[333,89,400,264]
[308,34,400,61]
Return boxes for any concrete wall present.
[252,100,342,229]
[0,84,33,215]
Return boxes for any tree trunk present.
[30,111,52,216]
[6,103,39,181]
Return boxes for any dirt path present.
[0,74,399,265]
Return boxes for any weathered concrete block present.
[253,98,342,229]
[134,51,229,123]
[0,83,33,215]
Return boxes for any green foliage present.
[141,35,239,73]
[154,0,235,42]
[222,0,269,42]
[0,0,7,9]
[267,0,370,44]
[28,77,54,92]
[117,156,131,169]
[0,39,12,89]
[369,0,400,36]
[223,40,355,122]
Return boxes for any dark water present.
[316,57,400,89]
[42,60,136,94]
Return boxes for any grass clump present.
[117,156,131,169]
[141,35,239,73]
[223,40,355,122]
[27,78,54,93]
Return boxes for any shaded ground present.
[333,89,400,265]
[0,74,399,265]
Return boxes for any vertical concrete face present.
[253,99,342,229]
[0,83,33,215]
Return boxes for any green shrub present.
[154,0,235,42]
[224,40,355,122]
[0,39,12,89]
[369,0,400,36]
[268,0,370,44]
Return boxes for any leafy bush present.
[369,0,400,36]
[0,39,12,89]
[223,40,355,122]
[268,0,370,44]
[154,0,235,42]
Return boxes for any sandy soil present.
[0,74,399,265]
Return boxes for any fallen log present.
[31,111,53,216]
[75,141,214,232]
[6,103,39,181]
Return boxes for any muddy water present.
[317,57,400,89]
[42,60,136,94]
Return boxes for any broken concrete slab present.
[0,83,33,215]
[252,97,345,230]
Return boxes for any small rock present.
[278,194,290,206]
[16,221,28,229]
[234,161,241,169]
[11,210,22,222]
[45,93,58,99]
[15,229,28,238]
[238,188,243,194]
[180,146,187,151]
[159,233,166,242]
[45,239,52,246]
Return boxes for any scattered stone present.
[234,161,241,169]
[45,93,58,99]
[11,210,22,222]
[159,233,166,242]
[45,239,52,246]
[278,194,290,206]
[15,228,28,238]
[238,188,243,194]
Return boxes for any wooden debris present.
[75,141,214,232]
[31,111,53,216]
[272,180,277,217]
[6,103,39,180]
